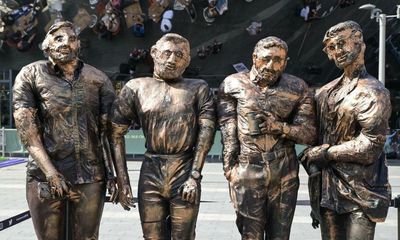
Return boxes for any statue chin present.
[154,69,184,80]
[49,51,78,64]
[254,73,279,86]
[49,52,77,64]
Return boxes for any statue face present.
[324,28,362,69]
[47,27,80,63]
[153,41,190,80]
[253,46,287,85]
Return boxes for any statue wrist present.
[325,147,333,162]
[190,170,202,182]
[281,122,291,137]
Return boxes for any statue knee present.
[142,221,169,240]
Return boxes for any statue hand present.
[257,112,283,135]
[305,144,330,167]
[106,177,118,203]
[179,177,199,204]
[118,183,135,211]
[46,172,71,198]
[224,164,238,183]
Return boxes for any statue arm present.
[110,123,131,190]
[13,67,69,197]
[191,85,217,176]
[99,77,118,201]
[110,83,137,210]
[180,84,216,204]
[327,88,391,165]
[217,80,239,177]
[99,77,117,180]
[13,67,57,177]
[14,108,57,177]
[283,89,317,145]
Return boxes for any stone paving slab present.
[0,161,398,239]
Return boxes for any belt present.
[239,148,290,165]
[144,151,193,161]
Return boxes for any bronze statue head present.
[251,36,288,86]
[42,21,80,64]
[323,20,365,69]
[150,33,190,80]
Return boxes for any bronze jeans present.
[320,208,376,240]
[27,179,105,240]
[230,148,299,240]
[138,153,200,240]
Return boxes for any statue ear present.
[252,53,257,64]
[283,57,288,70]
[184,56,191,69]
[354,31,362,39]
[150,45,157,59]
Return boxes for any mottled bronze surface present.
[303,21,391,240]
[111,33,216,239]
[13,21,118,240]
[217,36,316,240]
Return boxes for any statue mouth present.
[165,63,176,71]
[57,46,72,55]
[337,53,348,63]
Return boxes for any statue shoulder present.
[82,63,110,82]
[123,77,153,90]
[356,75,390,100]
[220,72,248,90]
[280,73,309,93]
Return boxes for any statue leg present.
[168,154,200,240]
[138,158,169,240]
[169,185,200,240]
[26,179,66,240]
[68,181,106,240]
[229,163,268,240]
[346,210,376,240]
[320,208,346,240]
[265,151,299,240]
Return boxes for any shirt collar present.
[47,60,84,80]
[329,67,366,95]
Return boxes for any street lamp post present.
[359,4,400,85]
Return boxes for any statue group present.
[13,20,391,240]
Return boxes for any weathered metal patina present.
[12,21,120,240]
[111,33,216,240]
[303,21,391,240]
[217,36,316,240]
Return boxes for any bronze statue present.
[302,21,391,240]
[12,21,123,240]
[111,33,216,239]
[217,36,316,240]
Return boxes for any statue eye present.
[163,50,172,57]
[273,57,283,63]
[175,51,183,59]
[262,56,271,62]
[55,35,63,42]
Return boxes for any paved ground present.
[0,160,399,240]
